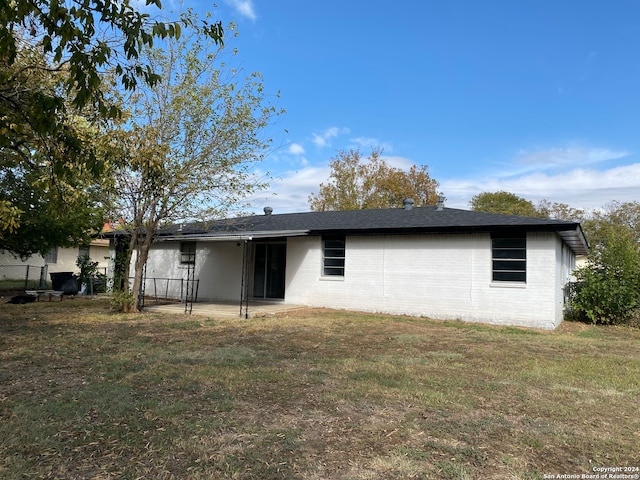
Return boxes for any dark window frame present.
[492,234,526,283]
[180,241,196,265]
[78,245,90,260]
[322,236,345,277]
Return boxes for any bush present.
[76,256,107,294]
[567,225,640,325]
[110,290,135,312]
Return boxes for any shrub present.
[76,255,107,294]
[567,224,640,325]
[110,290,135,312]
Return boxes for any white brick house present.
[125,202,588,330]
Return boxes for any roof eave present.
[311,223,590,255]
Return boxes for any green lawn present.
[1,298,638,479]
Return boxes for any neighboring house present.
[0,239,110,287]
[122,200,589,330]
[44,239,110,275]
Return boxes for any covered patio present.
[143,300,307,318]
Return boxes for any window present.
[492,235,526,282]
[44,247,58,264]
[78,245,90,260]
[180,242,196,265]
[323,236,345,277]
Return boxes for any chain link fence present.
[1,265,197,302]
[0,265,48,290]
[0,265,109,293]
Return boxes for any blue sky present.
[171,0,640,213]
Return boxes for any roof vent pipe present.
[436,194,446,211]
[264,206,273,216]
[402,198,414,210]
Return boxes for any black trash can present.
[50,272,78,294]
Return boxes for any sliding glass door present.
[252,243,286,299]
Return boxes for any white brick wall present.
[285,232,569,329]
[143,241,245,301]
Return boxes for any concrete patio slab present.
[142,301,307,318]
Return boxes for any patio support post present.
[240,238,251,318]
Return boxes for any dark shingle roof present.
[158,206,589,255]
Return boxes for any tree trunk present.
[118,234,136,312]
[128,232,154,313]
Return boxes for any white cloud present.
[349,137,393,152]
[441,163,640,211]
[514,147,628,171]
[350,136,379,147]
[225,0,257,21]
[247,166,331,213]
[311,127,350,148]
[379,155,414,170]
[441,146,635,209]
[288,143,305,155]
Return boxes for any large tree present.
[109,23,282,311]
[0,38,111,256]
[0,0,223,256]
[536,199,585,222]
[309,148,439,211]
[469,191,543,217]
[599,201,640,238]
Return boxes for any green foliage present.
[469,191,543,217]
[109,237,130,294]
[309,148,440,211]
[0,1,223,257]
[1,0,223,115]
[0,135,106,257]
[76,255,106,294]
[581,201,640,248]
[110,290,136,311]
[568,223,640,325]
[0,38,108,256]
[469,192,586,221]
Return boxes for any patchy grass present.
[1,299,639,479]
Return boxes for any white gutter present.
[155,229,310,242]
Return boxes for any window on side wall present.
[492,234,526,283]
[180,242,196,265]
[323,236,345,277]
[44,247,58,264]
[78,245,90,260]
